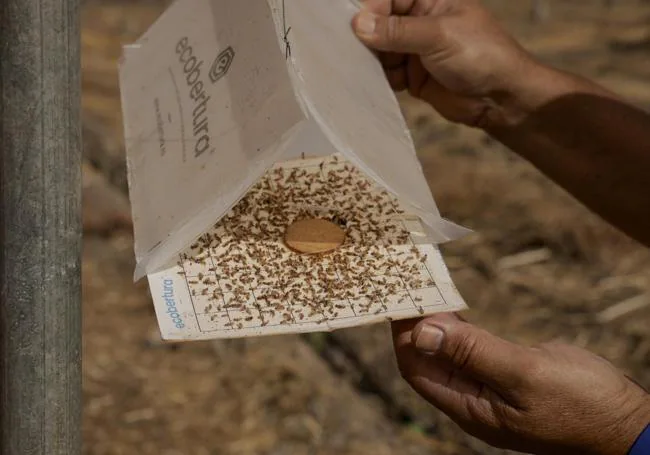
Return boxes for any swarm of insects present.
[178,155,438,331]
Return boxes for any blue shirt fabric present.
[630,424,650,455]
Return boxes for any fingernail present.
[355,12,376,37]
[414,325,444,354]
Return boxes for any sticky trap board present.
[149,154,467,340]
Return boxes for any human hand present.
[393,313,650,455]
[351,0,540,128]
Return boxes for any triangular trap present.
[119,0,470,340]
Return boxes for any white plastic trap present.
[119,0,469,340]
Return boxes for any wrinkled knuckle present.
[449,330,482,371]
[498,409,531,438]
[464,392,496,426]
[386,16,406,45]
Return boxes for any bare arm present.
[352,0,650,246]
[352,2,650,454]
[486,63,650,246]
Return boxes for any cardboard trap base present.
[149,154,467,340]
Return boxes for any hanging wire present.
[282,0,292,59]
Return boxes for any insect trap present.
[119,0,471,340]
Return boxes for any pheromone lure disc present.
[284,218,346,254]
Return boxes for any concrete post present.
[0,0,82,453]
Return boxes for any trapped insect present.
[179,155,443,329]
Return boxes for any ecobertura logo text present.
[176,37,235,158]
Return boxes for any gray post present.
[0,0,82,453]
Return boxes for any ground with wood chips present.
[81,1,650,453]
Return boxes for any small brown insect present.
[176,155,445,331]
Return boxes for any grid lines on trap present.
[176,155,449,333]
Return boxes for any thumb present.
[412,316,534,395]
[352,11,442,55]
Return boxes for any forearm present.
[484,62,650,246]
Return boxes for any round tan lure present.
[284,218,346,254]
